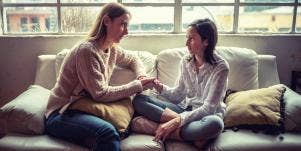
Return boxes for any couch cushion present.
[0,85,49,135]
[165,140,198,151]
[216,47,258,91]
[224,84,285,130]
[121,133,164,151]
[55,49,157,85]
[34,55,56,90]
[70,97,134,134]
[257,55,280,88]
[156,47,258,91]
[283,86,301,132]
[210,129,301,151]
[0,133,88,151]
[0,133,164,151]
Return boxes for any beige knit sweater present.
[45,40,145,118]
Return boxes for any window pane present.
[128,7,173,32]
[239,6,293,33]
[123,0,174,3]
[4,7,57,33]
[296,7,301,32]
[0,16,3,34]
[3,0,56,3]
[182,0,234,3]
[243,0,294,3]
[182,6,233,32]
[61,7,100,33]
[61,0,116,3]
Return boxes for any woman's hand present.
[139,77,156,90]
[154,117,181,142]
[153,79,163,93]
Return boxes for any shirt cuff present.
[159,84,169,95]
[179,111,189,127]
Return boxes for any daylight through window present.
[0,0,300,34]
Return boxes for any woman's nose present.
[124,27,128,35]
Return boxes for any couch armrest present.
[257,55,280,88]
[34,55,56,90]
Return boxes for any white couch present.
[1,46,301,151]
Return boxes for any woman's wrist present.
[137,75,147,80]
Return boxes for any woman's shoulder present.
[72,40,98,54]
[213,53,230,71]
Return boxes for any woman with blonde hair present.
[44,2,153,151]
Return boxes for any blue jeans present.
[133,94,224,141]
[44,109,120,151]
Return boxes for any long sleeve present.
[179,63,229,126]
[116,47,146,77]
[75,46,143,103]
[160,59,187,104]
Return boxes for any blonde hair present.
[87,2,130,42]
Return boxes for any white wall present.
[0,35,301,106]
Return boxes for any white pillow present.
[216,46,258,91]
[34,55,56,90]
[156,47,188,87]
[0,85,50,135]
[156,47,259,91]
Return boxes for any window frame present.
[0,0,300,35]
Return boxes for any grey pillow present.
[0,85,50,135]
[283,85,301,132]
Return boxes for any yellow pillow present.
[70,97,134,134]
[224,84,285,128]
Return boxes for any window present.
[0,0,300,34]
[31,16,39,32]
[20,17,28,32]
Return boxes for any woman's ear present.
[203,39,209,46]
[103,15,111,26]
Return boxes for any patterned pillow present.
[224,84,286,133]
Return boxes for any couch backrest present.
[34,49,157,90]
[156,47,279,91]
[34,47,280,91]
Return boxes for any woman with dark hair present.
[44,2,154,151]
[132,18,229,147]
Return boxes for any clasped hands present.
[138,76,163,92]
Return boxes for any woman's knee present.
[205,115,224,133]
[133,94,149,108]
[95,123,120,142]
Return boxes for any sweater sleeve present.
[160,59,187,104]
[115,47,146,77]
[179,63,229,126]
[75,47,143,103]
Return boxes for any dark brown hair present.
[189,18,218,65]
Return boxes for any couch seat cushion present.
[121,133,164,151]
[165,140,198,151]
[0,133,88,151]
[211,129,301,151]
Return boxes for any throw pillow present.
[224,84,286,132]
[69,97,134,134]
[0,85,50,135]
[283,85,301,132]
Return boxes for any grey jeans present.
[133,94,224,141]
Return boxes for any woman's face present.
[106,13,130,43]
[185,26,208,56]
